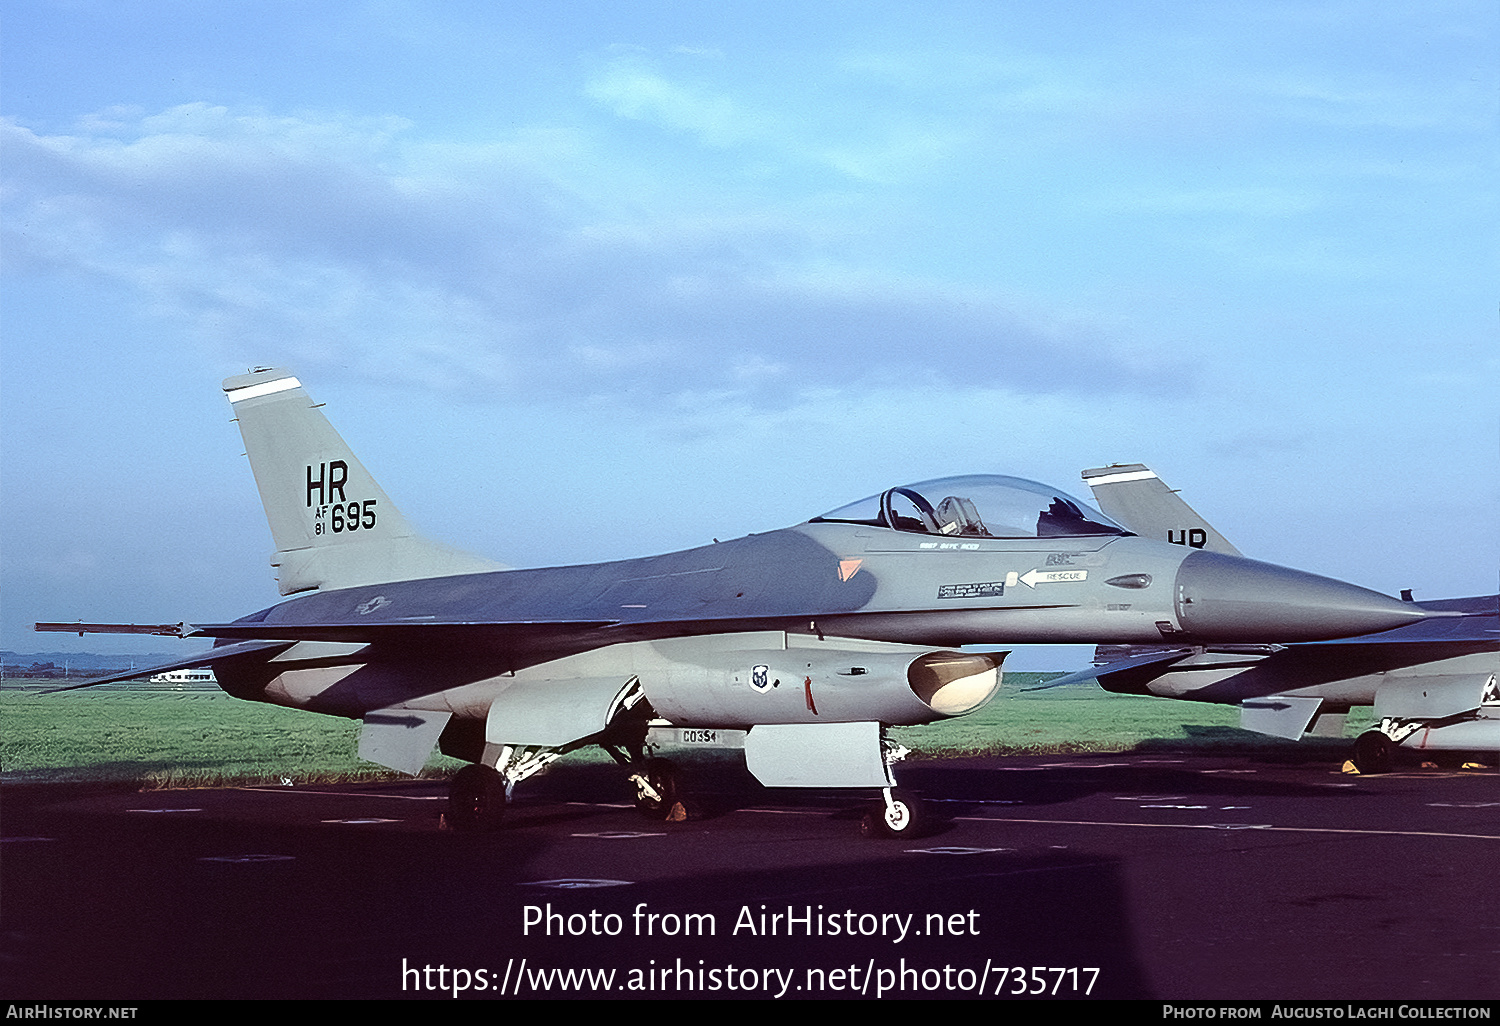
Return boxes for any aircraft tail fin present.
[1081,464,1242,556]
[223,368,504,595]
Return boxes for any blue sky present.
[3,1,1495,668]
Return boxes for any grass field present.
[0,674,1375,788]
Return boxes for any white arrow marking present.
[1018,568,1089,588]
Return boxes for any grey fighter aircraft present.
[1037,464,1499,773]
[37,372,1439,834]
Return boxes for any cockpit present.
[810,475,1131,539]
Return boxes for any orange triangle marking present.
[838,559,863,582]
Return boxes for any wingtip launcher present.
[34,621,199,638]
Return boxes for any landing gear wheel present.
[862,789,924,838]
[446,763,508,832]
[634,758,685,821]
[1352,730,1394,775]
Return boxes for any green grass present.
[894,678,1376,757]
[0,684,464,787]
[0,674,1377,787]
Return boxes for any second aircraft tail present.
[1081,464,1242,556]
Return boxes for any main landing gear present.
[628,757,687,822]
[442,715,926,837]
[443,742,569,832]
[1352,729,1394,775]
[446,763,509,832]
[444,752,689,831]
[444,680,660,833]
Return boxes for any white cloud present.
[585,57,765,148]
[3,104,1180,408]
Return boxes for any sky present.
[2,1,1496,670]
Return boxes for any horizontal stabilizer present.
[39,640,292,693]
[1024,647,1193,690]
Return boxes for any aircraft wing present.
[190,618,618,640]
[181,618,623,663]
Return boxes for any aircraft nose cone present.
[1173,551,1427,642]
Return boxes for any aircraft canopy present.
[811,474,1131,540]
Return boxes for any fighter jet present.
[36,372,1436,834]
[1037,464,1499,774]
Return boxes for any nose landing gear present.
[862,787,925,838]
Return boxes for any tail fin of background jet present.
[1081,464,1242,556]
[224,368,504,595]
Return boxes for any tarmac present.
[2,746,1497,1001]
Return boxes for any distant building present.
[149,668,217,686]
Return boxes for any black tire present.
[634,758,682,820]
[447,763,507,832]
[861,789,924,838]
[1352,730,1394,775]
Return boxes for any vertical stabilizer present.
[1082,464,1242,556]
[224,368,504,595]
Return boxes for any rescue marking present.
[1018,568,1087,588]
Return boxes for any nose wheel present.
[862,788,924,838]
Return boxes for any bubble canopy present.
[810,475,1132,540]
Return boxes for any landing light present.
[908,651,1003,716]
